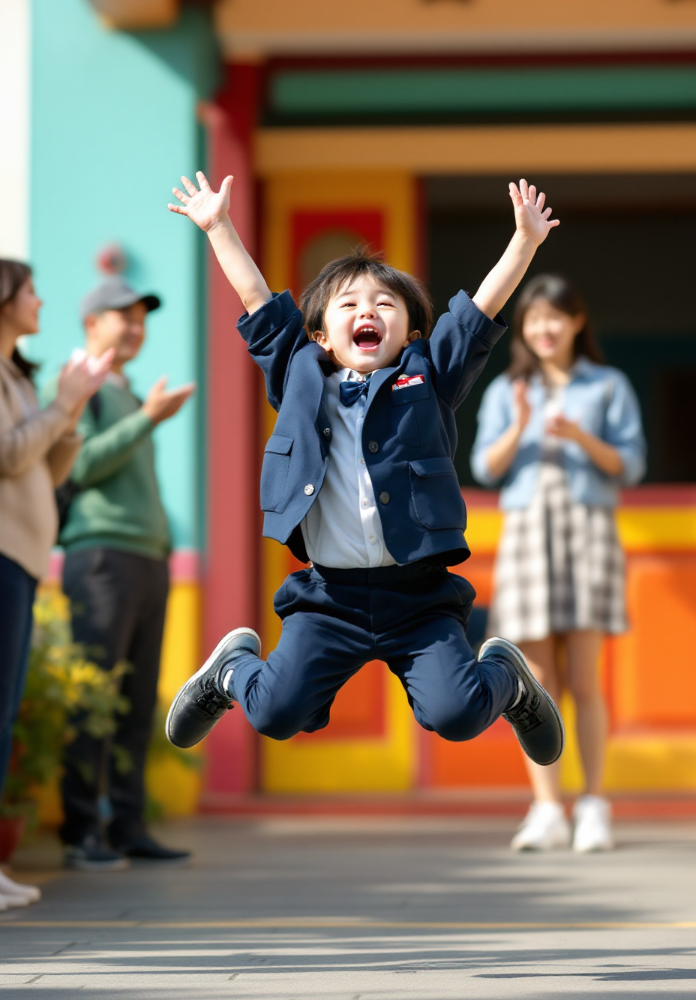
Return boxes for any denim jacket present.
[470,358,646,510]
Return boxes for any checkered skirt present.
[487,462,627,643]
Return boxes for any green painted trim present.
[271,67,696,116]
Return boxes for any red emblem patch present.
[392,374,426,391]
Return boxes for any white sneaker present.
[0,869,40,903]
[0,891,30,909]
[511,802,572,851]
[572,795,614,852]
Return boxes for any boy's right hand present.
[142,377,196,425]
[168,171,233,233]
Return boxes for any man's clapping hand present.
[142,377,195,425]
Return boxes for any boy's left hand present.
[510,179,559,246]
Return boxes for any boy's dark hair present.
[0,259,39,382]
[300,246,433,341]
[507,273,603,380]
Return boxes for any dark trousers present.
[0,554,38,799]
[60,548,169,846]
[231,563,517,743]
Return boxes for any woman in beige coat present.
[0,260,111,907]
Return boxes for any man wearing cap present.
[43,277,194,871]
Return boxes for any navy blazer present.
[237,290,506,566]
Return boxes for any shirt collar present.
[105,370,129,389]
[336,368,371,383]
[0,353,24,380]
[530,355,594,387]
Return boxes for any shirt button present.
[369,535,375,542]
[379,491,390,505]
[322,427,332,440]
[360,458,365,465]
[304,484,315,496]
[368,440,380,453]
[361,498,369,507]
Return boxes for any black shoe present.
[480,636,565,766]
[115,834,192,867]
[166,627,261,749]
[64,834,129,872]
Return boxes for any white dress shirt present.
[300,368,396,568]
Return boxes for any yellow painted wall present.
[465,505,696,557]
[256,124,696,177]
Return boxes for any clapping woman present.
[0,260,112,905]
[471,275,645,852]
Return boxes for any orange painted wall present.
[217,0,696,53]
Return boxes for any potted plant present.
[0,591,130,860]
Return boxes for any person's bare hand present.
[546,413,581,441]
[509,179,560,247]
[142,377,195,426]
[512,379,532,432]
[168,171,233,233]
[57,349,115,413]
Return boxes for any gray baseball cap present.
[79,277,161,323]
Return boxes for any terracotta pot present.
[0,815,28,863]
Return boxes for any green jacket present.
[42,375,171,560]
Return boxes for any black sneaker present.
[480,636,565,766]
[64,834,129,872]
[166,627,261,749]
[114,834,192,867]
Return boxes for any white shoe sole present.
[165,627,261,744]
[481,636,566,763]
[512,832,572,852]
[573,836,615,853]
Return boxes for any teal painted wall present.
[30,0,219,550]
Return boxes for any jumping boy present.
[165,173,565,769]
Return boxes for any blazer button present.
[379,491,390,505]
[304,484,315,496]
[368,440,380,453]
[323,427,332,440]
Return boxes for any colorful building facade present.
[5,0,696,810]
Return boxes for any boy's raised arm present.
[472,180,559,320]
[168,172,271,315]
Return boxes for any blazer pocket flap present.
[390,379,430,405]
[410,456,456,478]
[264,434,293,456]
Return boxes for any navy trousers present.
[0,553,38,798]
[230,562,517,742]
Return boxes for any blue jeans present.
[231,562,517,742]
[0,554,38,798]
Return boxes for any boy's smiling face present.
[314,274,415,374]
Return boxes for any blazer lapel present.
[366,361,403,409]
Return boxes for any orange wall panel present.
[612,555,696,729]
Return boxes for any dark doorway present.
[426,173,696,486]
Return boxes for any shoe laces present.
[504,690,542,732]
[195,675,230,717]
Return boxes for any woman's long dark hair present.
[507,274,603,380]
[0,259,39,381]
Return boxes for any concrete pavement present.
[1,815,696,998]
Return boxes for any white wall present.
[0,0,30,259]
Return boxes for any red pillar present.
[200,64,263,802]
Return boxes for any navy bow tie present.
[339,377,370,407]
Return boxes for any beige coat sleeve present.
[45,432,83,486]
[0,382,74,479]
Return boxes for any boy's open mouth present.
[353,325,382,351]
